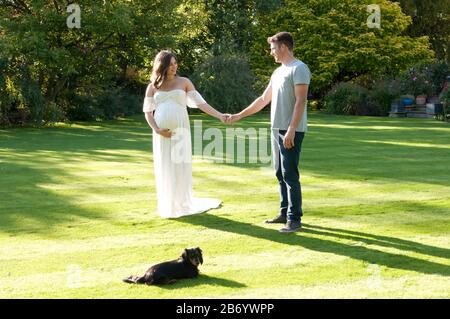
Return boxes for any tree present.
[175,0,282,107]
[0,0,181,124]
[395,0,449,62]
[250,0,435,97]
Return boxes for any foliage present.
[439,78,450,122]
[0,0,181,125]
[172,0,211,77]
[0,0,443,125]
[0,59,12,126]
[440,85,450,105]
[200,0,283,56]
[324,61,449,117]
[190,54,257,113]
[368,79,402,115]
[16,64,47,125]
[175,0,283,78]
[331,81,390,116]
[325,82,368,115]
[251,0,435,97]
[67,88,141,121]
[395,0,450,62]
[398,61,449,97]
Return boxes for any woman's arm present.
[197,103,226,121]
[144,84,173,138]
[184,78,228,122]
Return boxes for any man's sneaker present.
[265,215,287,224]
[279,221,301,233]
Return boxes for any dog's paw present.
[122,276,136,284]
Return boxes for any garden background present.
[1,0,449,124]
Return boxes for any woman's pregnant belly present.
[154,102,184,130]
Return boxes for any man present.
[227,31,311,233]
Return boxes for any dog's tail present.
[122,275,147,284]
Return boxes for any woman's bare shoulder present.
[178,77,195,90]
[145,83,156,97]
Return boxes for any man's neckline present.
[282,58,298,67]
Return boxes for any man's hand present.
[283,127,295,149]
[226,114,242,124]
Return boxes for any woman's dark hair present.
[150,50,177,89]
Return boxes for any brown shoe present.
[265,215,287,224]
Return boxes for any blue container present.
[403,98,413,106]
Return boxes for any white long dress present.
[143,89,221,218]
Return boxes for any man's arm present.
[229,82,272,122]
[283,84,308,149]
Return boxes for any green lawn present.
[0,112,449,298]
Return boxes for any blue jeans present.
[272,130,305,223]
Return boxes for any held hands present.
[219,113,241,125]
[219,113,231,124]
[227,114,241,124]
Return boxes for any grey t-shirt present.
[270,59,311,132]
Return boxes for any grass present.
[0,112,449,298]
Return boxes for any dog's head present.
[181,247,203,267]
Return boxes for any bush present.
[66,95,102,121]
[399,61,450,97]
[324,62,450,117]
[324,82,381,116]
[190,54,257,113]
[439,79,450,122]
[66,88,142,121]
[15,65,47,126]
[96,89,142,120]
[427,62,450,95]
[0,59,12,126]
[43,102,66,124]
[0,60,63,126]
[368,79,401,116]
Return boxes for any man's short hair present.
[267,32,294,51]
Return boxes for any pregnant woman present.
[143,50,226,218]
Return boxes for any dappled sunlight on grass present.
[0,113,449,298]
[359,140,450,149]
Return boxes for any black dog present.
[123,247,203,285]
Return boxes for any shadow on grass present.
[0,161,106,235]
[157,274,246,290]
[0,118,154,234]
[1,113,449,234]
[175,213,450,277]
[191,113,450,187]
[302,224,450,260]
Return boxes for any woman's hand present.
[219,113,231,124]
[156,128,173,138]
